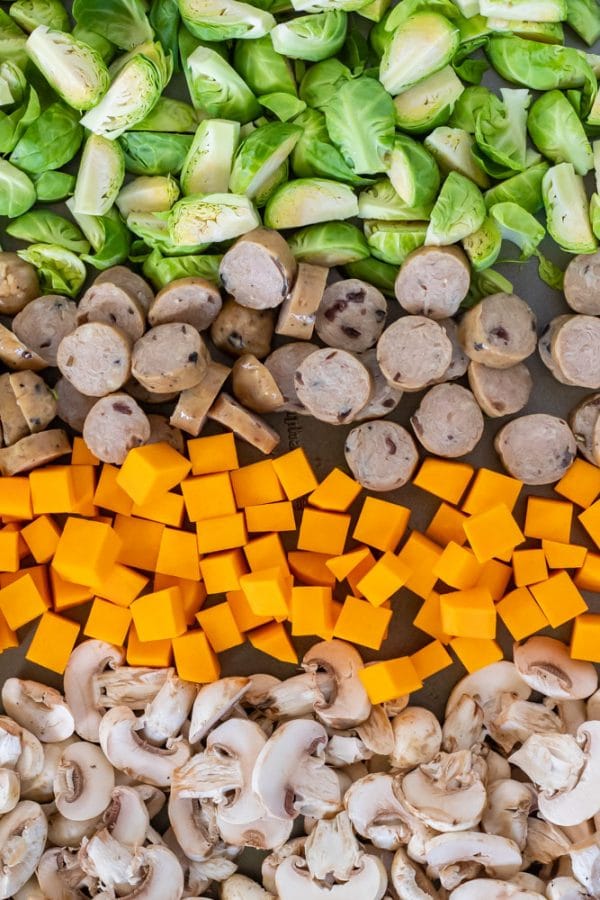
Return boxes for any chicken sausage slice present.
[411,383,484,458]
[275,263,328,340]
[495,414,576,484]
[12,295,77,367]
[232,354,284,414]
[208,393,280,454]
[0,324,47,372]
[564,250,600,315]
[148,277,222,332]
[353,349,403,422]
[458,293,537,369]
[377,316,452,392]
[219,227,297,310]
[538,316,577,386]
[345,420,419,491]
[95,266,154,313]
[294,349,372,425]
[550,315,600,389]
[77,282,146,341]
[57,323,131,397]
[468,361,533,418]
[211,299,275,360]
[131,324,209,393]
[146,415,186,454]
[83,394,151,465]
[394,245,470,319]
[569,393,600,465]
[315,279,387,352]
[438,318,469,382]
[0,252,39,315]
[0,429,70,475]
[264,342,318,415]
[55,377,97,433]
[0,374,28,446]
[169,362,230,437]
[9,371,57,434]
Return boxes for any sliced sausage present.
[95,266,154,313]
[537,316,576,386]
[569,393,600,465]
[131,323,209,394]
[12,295,77,367]
[0,429,70,476]
[77,282,146,342]
[0,252,39,315]
[55,377,97,433]
[411,383,484,458]
[232,354,284,414]
[124,379,178,406]
[83,394,151,465]
[353,349,403,422]
[0,374,28,446]
[495,414,576,485]
[275,263,328,340]
[208,393,280,455]
[295,349,372,425]
[458,293,537,369]
[0,324,47,371]
[467,361,533,418]
[564,250,600,315]
[394,245,470,319]
[438,318,469,382]
[219,227,297,310]
[550,315,600,389]
[9,371,57,434]
[148,277,222,332]
[344,420,419,492]
[57,323,131,397]
[210,298,275,360]
[377,316,452,392]
[315,279,387,353]
[264,342,318,415]
[146,415,186,454]
[170,361,230,437]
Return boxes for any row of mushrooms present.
[1,637,600,898]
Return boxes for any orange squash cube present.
[272,448,318,500]
[248,621,297,664]
[542,540,587,570]
[570,614,600,662]
[200,549,247,594]
[84,598,132,646]
[230,460,285,508]
[512,549,548,587]
[70,465,98,517]
[156,528,200,582]
[433,542,482,590]
[226,589,271,632]
[0,565,50,607]
[50,568,93,612]
[464,503,525,563]
[245,501,296,533]
[288,550,335,587]
[525,497,573,543]
[72,436,99,466]
[475,558,512,601]
[555,458,600,509]
[26,612,79,674]
[413,458,474,505]
[196,603,244,653]
[127,624,172,667]
[154,573,206,624]
[451,636,503,672]
[413,591,451,644]
[462,467,522,515]
[308,468,362,512]
[188,432,239,475]
[440,587,496,639]
[497,587,549,641]
[359,657,422,704]
[574,552,600,591]
[245,533,289,573]
[297,507,351,556]
[131,491,185,528]
[54,517,122,587]
[196,512,247,554]
[353,497,410,552]
[411,640,453,680]
[239,567,291,618]
[357,552,411,607]
[579,500,600,550]
[325,546,370,582]
[131,587,187,641]
[0,477,32,519]
[29,465,75,514]
[397,532,443,599]
[426,502,468,547]
[0,572,50,629]
[117,443,191,506]
[333,595,392,650]
[93,563,148,608]
[0,530,21,574]
[291,586,335,637]
[113,515,164,572]
[530,571,588,628]
[172,630,220,682]
[94,465,134,516]
[181,472,237,522]
[0,610,17,651]
[347,550,377,597]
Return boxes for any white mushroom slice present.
[304,812,362,882]
[20,737,78,803]
[569,837,600,894]
[168,793,219,861]
[103,786,150,847]
[383,696,410,717]
[253,719,342,820]
[401,750,487,832]
[0,716,22,768]
[536,722,600,826]
[483,692,563,754]
[132,783,166,819]
[523,817,571,866]
[243,674,281,707]
[126,844,185,900]
[64,640,126,743]
[326,735,372,766]
[391,847,442,900]
[513,637,598,700]
[12,877,47,900]
[0,801,48,899]
[92,666,171,710]
[275,853,388,900]
[425,832,522,888]
[161,827,214,897]
[483,748,511,785]
[1,679,74,743]
[258,671,335,720]
[551,698,588,736]
[216,808,293,850]
[510,873,548,894]
[356,706,395,756]
[221,873,275,899]
[509,733,585,795]
[79,828,142,894]
[141,671,197,745]
[442,695,485,753]
[47,809,101,846]
[345,773,416,850]
[188,677,250,744]
[99,706,191,788]
[302,640,371,730]
[481,779,533,849]
[54,741,115,821]
[391,708,442,770]
[0,768,19,814]
[449,880,546,898]
[546,876,590,899]
[37,847,92,899]
[587,689,600,721]
[446,662,530,716]
[262,838,307,893]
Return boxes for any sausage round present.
[219,227,297,310]
[211,298,275,360]
[146,414,185,454]
[550,315,600,389]
[232,354,284,414]
[123,379,178,406]
[0,374,28,446]
[458,293,537,369]
[148,277,222,332]
[315,279,387,352]
[344,420,419,491]
[394,245,470,319]
[57,323,131,397]
[377,316,452,391]
[95,266,154,313]
[77,282,146,341]
[83,394,151,465]
[0,324,47,371]
[495,414,576,484]
[9,371,57,434]
[538,316,576,385]
[353,349,403,422]
[295,349,372,425]
[131,324,209,393]
[0,429,70,476]
[0,252,39,315]
[55,377,97,433]
[467,361,533,418]
[411,383,484,458]
[12,295,77,367]
[438,318,469,382]
[264,342,318,415]
[564,250,600,315]
[569,393,600,465]
[170,362,230,437]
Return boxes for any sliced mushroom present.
[391,847,442,899]
[79,828,142,894]
[104,785,150,847]
[326,734,372,767]
[345,773,416,850]
[123,844,185,900]
[168,793,218,861]
[390,708,442,770]
[448,880,546,898]
[536,722,600,826]
[47,809,101,846]
[275,853,388,899]
[569,837,600,895]
[141,671,197,745]
[0,716,23,769]
[356,705,395,757]
[92,666,171,710]
[188,677,250,744]
[513,637,598,700]
[401,750,487,832]
[132,783,166,819]
[302,640,371,730]
[446,663,530,717]
[36,847,90,900]
[1,679,74,743]
[545,876,590,899]
[216,809,293,851]
[221,873,275,899]
[551,698,588,736]
[304,812,362,882]
[54,741,115,821]
[64,640,126,743]
[257,671,335,720]
[442,695,485,753]
[522,817,571,866]
[243,674,281,707]
[20,737,78,803]
[0,801,48,899]
[0,768,19,814]
[483,692,563,754]
[483,748,511,785]
[509,733,585,795]
[425,832,522,888]
[12,877,48,900]
[481,779,533,849]
[262,838,307,893]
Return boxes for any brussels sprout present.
[527,90,593,176]
[389,134,440,208]
[462,216,502,270]
[339,22,371,74]
[25,26,110,110]
[288,221,369,265]
[567,0,600,44]
[384,0,460,31]
[357,0,392,22]
[486,17,564,42]
[10,102,82,178]
[489,201,545,258]
[0,10,28,68]
[229,122,302,198]
[132,97,198,133]
[143,249,223,289]
[18,243,86,297]
[358,179,433,220]
[0,75,14,108]
[448,85,493,132]
[323,76,395,176]
[586,85,600,126]
[233,34,298,95]
[291,109,373,187]
[72,24,116,63]
[127,210,208,255]
[10,0,70,33]
[253,160,289,207]
[483,161,549,214]
[183,44,260,123]
[464,267,513,307]
[452,44,489,88]
[178,0,275,41]
[591,193,600,240]
[379,12,459,96]
[116,176,180,219]
[424,127,490,189]
[453,0,480,17]
[72,134,125,217]
[80,56,163,139]
[474,88,530,176]
[364,220,428,264]
[149,0,180,70]
[108,38,172,84]
[543,163,597,254]
[169,193,260,245]
[7,210,90,256]
[0,159,36,217]
[393,65,464,133]
[292,0,370,10]
[344,255,397,294]
[79,209,131,270]
[180,120,240,196]
[119,132,193,176]
[480,0,566,19]
[259,93,306,121]
[33,170,75,201]
[271,10,347,62]
[0,66,40,155]
[426,171,486,245]
[264,177,358,228]
[72,0,153,49]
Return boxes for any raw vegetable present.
[180,119,241,196]
[10,0,70,32]
[233,33,297,95]
[323,76,395,175]
[489,200,545,258]
[264,177,359,228]
[288,221,370,265]
[379,12,460,96]
[358,178,433,220]
[6,210,90,254]
[119,132,193,176]
[72,134,125,216]
[0,158,36,217]
[542,162,598,253]
[527,89,593,175]
[388,134,441,207]
[72,0,154,49]
[169,193,260,245]
[25,26,110,110]
[426,171,486,244]
[33,170,75,201]
[364,219,428,263]
[183,44,261,122]
[271,10,348,61]
[291,108,373,186]
[9,101,82,174]
[178,0,276,41]
[461,215,502,269]
[116,176,180,218]
[229,121,302,197]
[17,243,87,296]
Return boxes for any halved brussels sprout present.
[393,65,464,133]
[388,134,440,208]
[364,219,428,264]
[10,0,70,33]
[483,161,549,213]
[72,134,125,216]
[116,175,180,218]
[357,0,392,22]
[73,0,153,50]
[143,249,223,290]
[489,201,545,259]
[179,0,275,41]
[181,119,241,196]
[291,108,373,187]
[358,179,433,220]
[288,221,369,265]
[486,17,564,42]
[462,216,502,270]
[299,58,351,109]
[528,90,593,175]
[480,0,566,19]
[128,210,208,255]
[474,88,530,174]
[233,34,297,96]
[567,0,600,45]
[264,177,358,228]
[0,10,28,68]
[324,76,395,176]
[184,44,260,123]
[18,243,87,297]
[253,160,289,207]
[132,97,199,133]
[72,24,116,63]
[169,193,260,245]
[586,83,600,125]
[80,52,164,138]
[292,0,371,10]
[0,158,36,217]
[259,92,306,121]
[425,126,490,188]
[448,85,493,132]
[271,10,347,62]
[344,255,397,294]
[25,25,110,110]
[379,12,459,96]
[33,170,75,201]
[119,132,193,176]
[542,162,597,253]
[229,122,302,198]
[425,171,486,245]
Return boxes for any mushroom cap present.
[537,721,600,826]
[425,832,522,880]
[274,853,388,900]
[244,674,281,707]
[47,808,101,846]
[355,705,395,756]
[104,785,150,847]
[0,801,48,900]
[36,847,87,900]
[391,708,442,769]
[446,663,530,717]
[54,740,115,820]
[302,640,371,730]
[168,793,217,861]
[126,844,184,900]
[258,671,334,720]
[509,733,585,795]
[304,812,362,882]
[216,808,293,851]
[481,779,533,849]
[545,876,590,899]
[513,637,598,700]
[401,751,487,832]
[142,672,197,746]
[63,639,125,742]
[391,847,442,900]
[345,773,415,850]
[442,695,485,753]
[0,768,20,815]
[93,666,171,710]
[188,677,250,744]
[1,679,74,743]
[20,737,78,804]
[448,879,546,898]
[0,718,45,783]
